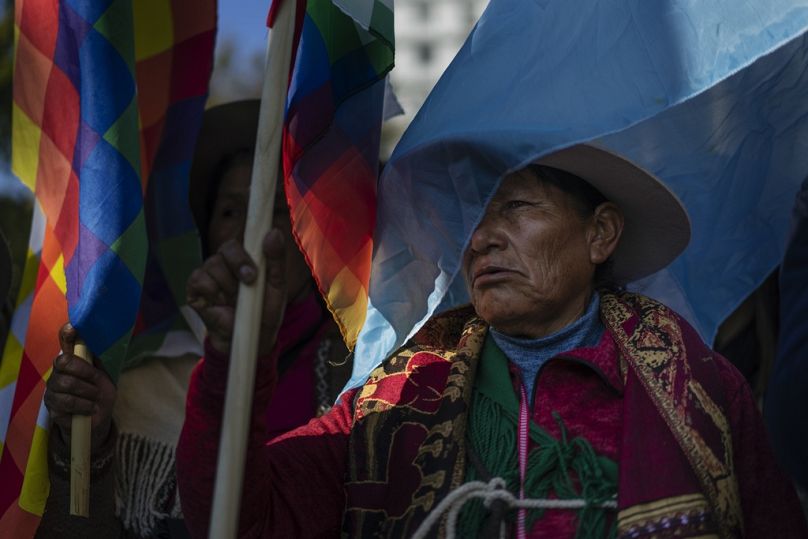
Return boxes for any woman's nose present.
[468,211,505,254]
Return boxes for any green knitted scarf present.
[457,337,618,538]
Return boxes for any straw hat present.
[535,144,691,283]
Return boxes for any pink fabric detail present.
[264,292,329,439]
[517,383,529,539]
[504,332,623,537]
[264,351,315,439]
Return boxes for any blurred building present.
[383,0,487,157]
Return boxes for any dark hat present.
[189,99,260,238]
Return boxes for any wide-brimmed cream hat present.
[535,144,691,283]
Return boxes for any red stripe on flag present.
[40,68,79,160]
[3,361,46,464]
[0,448,25,517]
[135,50,173,130]
[34,135,72,235]
[52,173,80,263]
[13,33,53,126]
[171,0,217,44]
[297,156,375,265]
[169,30,216,102]
[0,501,39,537]
[17,0,59,59]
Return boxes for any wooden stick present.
[208,1,297,537]
[69,339,92,517]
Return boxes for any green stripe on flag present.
[364,39,394,75]
[334,0,374,29]
[308,0,393,73]
[370,1,393,47]
[94,0,137,74]
[332,0,394,48]
[103,98,142,176]
[109,210,148,287]
[309,0,364,64]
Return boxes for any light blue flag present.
[348,0,808,389]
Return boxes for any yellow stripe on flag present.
[11,103,41,192]
[133,0,173,60]
[18,424,50,516]
[0,333,25,391]
[328,265,369,348]
[50,255,67,295]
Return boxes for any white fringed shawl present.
[112,353,198,537]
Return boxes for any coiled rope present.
[411,477,617,539]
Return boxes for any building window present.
[416,1,429,20]
[417,43,433,63]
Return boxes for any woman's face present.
[462,169,619,338]
[207,160,312,303]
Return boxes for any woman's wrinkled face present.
[207,160,312,303]
[462,170,609,338]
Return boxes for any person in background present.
[36,100,350,538]
[713,272,779,400]
[178,144,807,538]
[765,176,808,514]
[186,101,350,436]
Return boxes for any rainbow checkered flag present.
[275,0,394,348]
[0,0,215,533]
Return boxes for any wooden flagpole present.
[208,0,297,536]
[69,340,92,517]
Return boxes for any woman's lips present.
[472,266,516,287]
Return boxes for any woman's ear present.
[588,202,624,265]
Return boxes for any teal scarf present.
[458,337,618,538]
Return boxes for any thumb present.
[58,323,78,355]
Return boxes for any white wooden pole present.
[208,0,297,536]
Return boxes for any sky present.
[217,1,271,66]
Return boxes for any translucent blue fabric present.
[347,0,808,389]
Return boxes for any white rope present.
[410,477,617,539]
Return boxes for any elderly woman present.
[177,145,807,538]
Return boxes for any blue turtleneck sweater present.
[490,292,604,403]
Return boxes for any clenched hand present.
[44,324,116,450]
[186,229,288,358]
